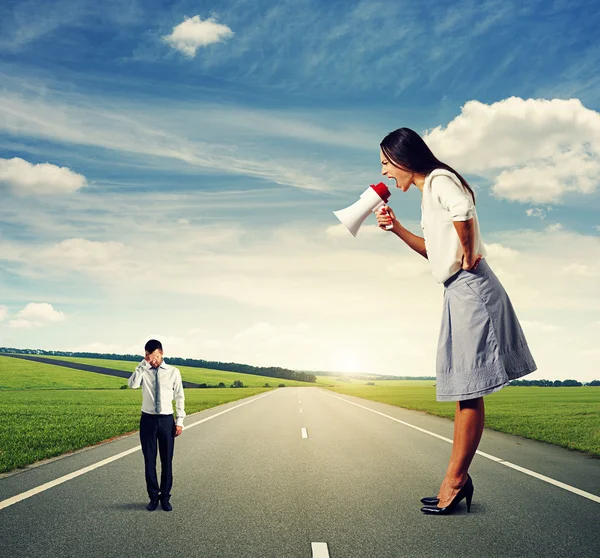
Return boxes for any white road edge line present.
[322,390,600,504]
[311,542,330,557]
[302,428,309,439]
[0,390,275,512]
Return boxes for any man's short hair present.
[145,339,163,353]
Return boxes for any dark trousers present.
[139,412,175,500]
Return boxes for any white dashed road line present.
[311,542,330,557]
[302,428,309,439]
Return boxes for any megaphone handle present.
[380,207,394,231]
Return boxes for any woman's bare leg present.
[436,397,485,507]
[436,401,463,497]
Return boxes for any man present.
[128,339,185,512]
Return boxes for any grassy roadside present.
[0,356,125,389]
[0,387,270,473]
[325,384,600,456]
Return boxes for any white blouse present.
[420,169,487,284]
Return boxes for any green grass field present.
[327,384,600,456]
[0,357,125,390]
[38,355,336,387]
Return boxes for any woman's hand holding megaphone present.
[376,205,397,232]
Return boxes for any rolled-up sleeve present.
[128,360,147,389]
[432,175,474,221]
[173,369,186,427]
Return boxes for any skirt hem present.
[436,362,538,402]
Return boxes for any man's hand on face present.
[145,349,163,369]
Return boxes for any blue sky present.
[1,0,599,381]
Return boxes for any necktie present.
[154,367,161,414]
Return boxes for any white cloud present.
[493,150,600,203]
[521,321,563,333]
[485,226,600,313]
[0,305,8,322]
[163,16,234,57]
[546,223,563,233]
[9,319,33,329]
[72,341,135,354]
[0,157,87,196]
[385,259,430,279]
[484,242,519,260]
[325,223,385,239]
[42,238,128,271]
[16,303,66,328]
[230,321,333,367]
[19,303,65,322]
[526,208,547,219]
[425,97,600,204]
[178,218,190,225]
[561,263,600,277]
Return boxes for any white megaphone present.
[333,182,393,237]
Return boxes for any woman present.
[375,128,537,515]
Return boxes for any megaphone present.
[333,182,393,237]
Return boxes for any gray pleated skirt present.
[436,259,537,401]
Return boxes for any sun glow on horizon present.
[329,349,367,375]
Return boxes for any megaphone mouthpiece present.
[370,182,391,203]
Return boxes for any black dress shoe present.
[420,496,440,505]
[160,499,173,512]
[421,475,474,515]
[146,499,159,511]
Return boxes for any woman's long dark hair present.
[380,127,475,204]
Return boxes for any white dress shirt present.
[421,169,487,284]
[128,359,186,427]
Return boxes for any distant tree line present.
[371,375,437,380]
[296,371,436,380]
[332,374,437,381]
[509,379,599,387]
[0,347,316,383]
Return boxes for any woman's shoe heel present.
[465,484,474,512]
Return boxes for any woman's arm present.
[392,223,428,259]
[376,206,428,259]
[453,218,481,269]
[432,176,481,270]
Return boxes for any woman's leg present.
[436,401,463,498]
[437,397,485,507]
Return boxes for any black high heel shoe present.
[420,496,439,505]
[420,475,474,515]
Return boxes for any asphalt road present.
[1,387,599,557]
